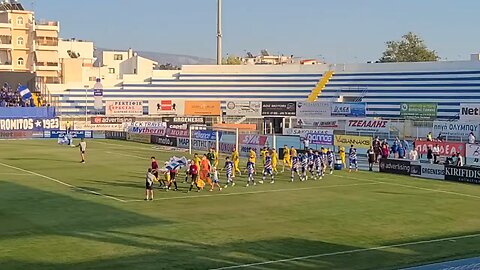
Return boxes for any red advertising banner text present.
[415,140,466,156]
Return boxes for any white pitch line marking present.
[338,174,480,200]
[210,233,480,270]
[0,172,31,176]
[125,182,379,202]
[0,162,126,203]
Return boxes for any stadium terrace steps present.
[307,71,334,102]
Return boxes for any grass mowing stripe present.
[125,182,379,202]
[210,233,480,270]
[106,151,148,160]
[0,161,127,203]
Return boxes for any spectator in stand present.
[468,132,476,144]
[391,141,399,158]
[402,139,409,152]
[456,152,464,166]
[398,143,405,159]
[427,132,433,141]
[382,143,390,159]
[437,132,445,141]
[409,148,418,161]
[367,146,375,171]
[373,136,381,162]
[432,144,440,164]
[427,147,433,164]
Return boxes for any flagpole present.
[84,85,88,122]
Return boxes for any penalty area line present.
[210,233,480,270]
[0,162,126,203]
[125,182,379,202]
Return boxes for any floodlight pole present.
[216,0,222,65]
[215,130,220,156]
[235,128,239,153]
[189,125,193,155]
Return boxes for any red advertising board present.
[239,134,268,146]
[415,140,466,156]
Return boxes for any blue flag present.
[17,85,32,101]
[165,156,187,171]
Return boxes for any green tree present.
[379,32,440,63]
[222,55,242,65]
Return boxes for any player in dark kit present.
[151,157,162,188]
[188,160,201,192]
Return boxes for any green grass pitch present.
[0,139,479,270]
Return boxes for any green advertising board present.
[400,103,437,120]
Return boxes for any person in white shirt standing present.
[456,152,464,167]
[409,148,418,161]
[432,144,440,164]
[77,138,87,163]
[468,132,476,144]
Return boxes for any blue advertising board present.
[0,118,59,131]
[192,130,221,141]
[46,130,92,139]
[331,102,366,117]
[0,107,56,118]
[305,133,334,145]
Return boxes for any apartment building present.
[0,1,60,84]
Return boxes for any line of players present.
[145,145,359,199]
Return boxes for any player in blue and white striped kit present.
[291,156,301,182]
[327,149,335,175]
[223,157,235,188]
[314,150,323,180]
[299,153,309,181]
[349,145,358,172]
[307,149,316,178]
[245,160,256,187]
[262,153,275,184]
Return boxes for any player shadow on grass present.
[2,230,480,270]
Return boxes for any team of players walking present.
[144,145,359,200]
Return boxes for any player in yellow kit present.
[231,149,241,176]
[282,145,291,172]
[271,148,278,174]
[261,147,268,165]
[338,146,346,169]
[249,148,257,172]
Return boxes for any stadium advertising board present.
[184,101,221,116]
[444,165,480,184]
[334,135,371,148]
[128,126,166,135]
[75,122,126,131]
[48,130,92,139]
[0,118,59,131]
[163,117,205,124]
[192,130,220,141]
[105,101,143,116]
[151,135,178,147]
[415,140,466,156]
[130,122,166,128]
[379,158,411,175]
[239,134,268,146]
[105,131,127,140]
[0,131,36,139]
[148,99,185,115]
[166,128,189,138]
[127,133,151,144]
[261,101,296,116]
[283,128,333,136]
[296,102,331,118]
[331,102,366,117]
[177,138,214,151]
[294,118,338,128]
[345,119,390,133]
[305,133,334,145]
[225,101,262,116]
[459,103,480,121]
[466,143,480,166]
[410,163,445,180]
[90,116,135,124]
[432,121,480,138]
[400,102,437,120]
